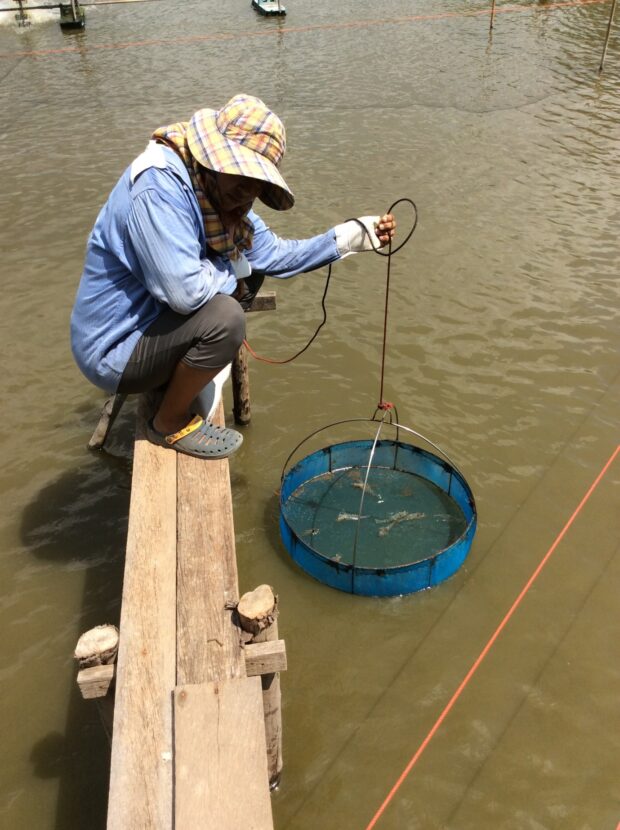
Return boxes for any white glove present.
[231,251,252,280]
[334,216,382,258]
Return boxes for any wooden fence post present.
[74,624,119,743]
[88,394,128,450]
[232,345,252,426]
[236,585,283,789]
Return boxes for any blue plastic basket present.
[279,420,477,597]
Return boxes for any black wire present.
[245,263,333,364]
[346,197,418,257]
[246,198,418,364]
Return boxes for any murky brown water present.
[1,1,619,828]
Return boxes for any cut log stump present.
[74,624,119,742]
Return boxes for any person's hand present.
[375,213,396,247]
[335,213,397,256]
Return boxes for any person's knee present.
[188,294,246,368]
[219,294,246,351]
[196,294,245,367]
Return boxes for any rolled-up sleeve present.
[126,186,236,314]
[246,212,340,278]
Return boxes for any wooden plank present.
[77,663,115,699]
[176,400,245,685]
[77,664,116,744]
[174,677,273,830]
[247,290,276,312]
[244,640,287,677]
[107,421,177,830]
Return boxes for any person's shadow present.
[21,404,135,830]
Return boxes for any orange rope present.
[243,336,300,365]
[0,0,608,60]
[365,444,620,830]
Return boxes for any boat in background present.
[252,0,286,16]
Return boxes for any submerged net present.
[281,464,467,569]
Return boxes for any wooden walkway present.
[74,293,286,828]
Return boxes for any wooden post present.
[236,585,283,789]
[15,0,30,25]
[231,345,251,426]
[231,291,276,426]
[88,393,128,450]
[599,0,618,72]
[74,624,119,743]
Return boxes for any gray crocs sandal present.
[146,415,243,459]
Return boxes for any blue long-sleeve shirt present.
[71,143,341,392]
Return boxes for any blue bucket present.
[279,422,477,597]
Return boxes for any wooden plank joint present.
[244,639,287,677]
[77,663,116,700]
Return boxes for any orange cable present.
[365,443,620,830]
[243,336,299,365]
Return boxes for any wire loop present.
[245,198,419,411]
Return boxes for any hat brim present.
[187,108,294,211]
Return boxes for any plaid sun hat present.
[186,94,294,211]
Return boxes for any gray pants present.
[118,294,245,394]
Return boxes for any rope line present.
[245,198,417,415]
[364,443,620,830]
[378,243,391,408]
[0,0,608,60]
[242,264,333,365]
[369,197,417,408]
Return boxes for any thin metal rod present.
[351,417,387,578]
[280,417,388,482]
[389,420,465,481]
[599,0,618,72]
[490,0,497,30]
[378,241,392,407]
[280,417,467,490]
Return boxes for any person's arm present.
[244,211,396,278]
[126,184,237,313]
[244,211,341,278]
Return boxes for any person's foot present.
[147,415,243,459]
[152,411,193,435]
